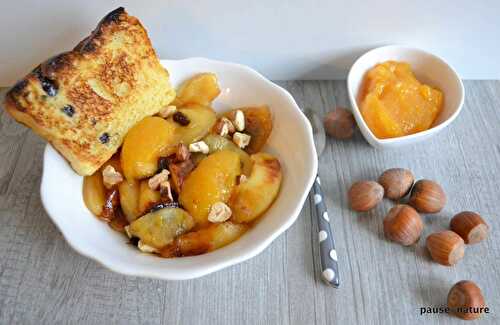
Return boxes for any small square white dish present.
[40,58,318,280]
[347,45,465,149]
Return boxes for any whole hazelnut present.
[409,179,446,213]
[348,181,384,212]
[426,230,465,266]
[447,280,486,320]
[378,168,414,200]
[450,211,489,244]
[383,204,423,246]
[323,108,356,139]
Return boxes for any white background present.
[0,0,498,86]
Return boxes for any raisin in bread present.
[3,7,175,175]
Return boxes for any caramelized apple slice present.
[169,105,216,144]
[179,150,241,227]
[224,106,273,154]
[128,207,195,249]
[160,221,248,257]
[202,134,253,175]
[229,153,282,223]
[175,73,221,106]
[121,117,178,180]
[118,179,140,222]
[83,172,106,217]
[138,180,161,216]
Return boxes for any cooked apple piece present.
[128,208,195,249]
[224,106,273,154]
[169,105,216,145]
[175,73,221,106]
[118,179,140,222]
[160,221,248,257]
[179,150,241,227]
[138,180,161,215]
[203,134,253,175]
[121,116,178,180]
[229,153,282,223]
[83,172,106,217]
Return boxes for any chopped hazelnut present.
[234,110,245,131]
[176,143,190,161]
[138,240,158,253]
[233,132,251,149]
[208,202,232,223]
[238,174,248,184]
[102,165,123,189]
[124,225,132,238]
[148,169,170,190]
[214,117,235,137]
[158,105,177,118]
[159,180,173,202]
[189,141,209,154]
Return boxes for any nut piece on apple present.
[179,150,241,227]
[230,153,282,223]
[174,73,221,107]
[224,106,273,154]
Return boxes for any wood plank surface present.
[0,81,499,324]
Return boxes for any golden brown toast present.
[3,7,175,176]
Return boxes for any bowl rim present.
[347,44,465,146]
[40,57,318,280]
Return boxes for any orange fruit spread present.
[359,61,443,139]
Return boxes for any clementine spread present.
[359,61,443,139]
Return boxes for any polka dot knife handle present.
[313,175,340,287]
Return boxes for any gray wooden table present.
[0,81,499,325]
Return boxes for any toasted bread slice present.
[3,7,175,176]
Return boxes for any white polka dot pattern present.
[316,177,321,185]
[314,194,322,204]
[322,268,335,282]
[318,230,327,242]
[322,211,329,222]
[329,249,337,261]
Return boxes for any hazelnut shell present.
[348,180,384,212]
[409,179,446,213]
[426,230,465,266]
[378,168,414,200]
[450,211,489,244]
[383,204,423,246]
[447,280,486,320]
[323,108,356,139]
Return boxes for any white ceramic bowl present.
[40,58,318,280]
[347,45,464,149]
